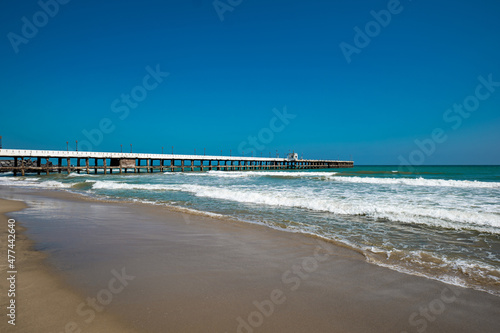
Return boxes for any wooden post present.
[77,158,81,174]
[20,157,25,176]
[45,158,50,175]
[58,158,62,173]
[86,158,89,174]
[37,157,41,175]
[66,158,71,174]
[103,158,107,174]
[12,157,18,176]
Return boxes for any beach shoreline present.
[1,186,500,332]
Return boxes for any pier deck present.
[0,149,353,176]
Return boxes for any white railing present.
[0,149,285,161]
[0,149,351,163]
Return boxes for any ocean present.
[1,165,499,296]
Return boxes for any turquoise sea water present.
[1,165,500,295]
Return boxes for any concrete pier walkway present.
[0,149,353,176]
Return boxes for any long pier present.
[0,149,353,176]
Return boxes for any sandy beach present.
[1,186,500,333]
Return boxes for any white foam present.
[204,171,338,178]
[329,176,500,189]
[40,180,71,188]
[67,172,95,177]
[364,247,500,296]
[0,177,70,188]
[90,180,173,191]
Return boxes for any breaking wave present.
[88,181,500,233]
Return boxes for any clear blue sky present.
[1,0,499,164]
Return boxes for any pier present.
[0,149,353,176]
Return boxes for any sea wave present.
[67,172,95,177]
[176,170,500,189]
[181,185,500,231]
[89,180,173,191]
[338,170,443,175]
[0,177,69,188]
[364,248,500,296]
[203,171,338,178]
[88,181,500,232]
[329,176,500,189]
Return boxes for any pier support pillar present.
[13,157,17,176]
[37,157,41,175]
[20,157,25,176]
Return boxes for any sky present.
[0,0,499,165]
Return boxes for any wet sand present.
[1,186,500,332]
[0,197,137,333]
